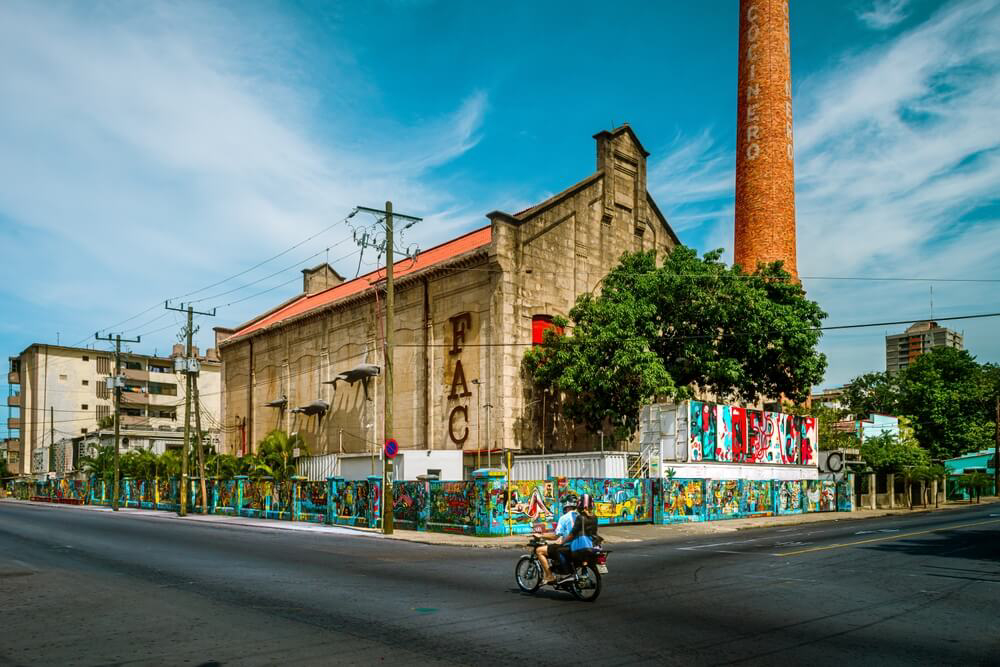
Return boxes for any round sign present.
[384,438,399,459]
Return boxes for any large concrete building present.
[216,126,679,476]
[7,343,221,477]
[885,321,964,375]
[734,0,797,278]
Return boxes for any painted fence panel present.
[334,480,370,527]
[298,481,328,523]
[505,479,556,532]
[776,480,804,515]
[393,481,429,530]
[557,478,653,525]
[741,479,774,517]
[215,480,237,515]
[429,481,477,534]
[705,480,741,520]
[661,478,705,522]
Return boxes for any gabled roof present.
[221,225,492,344]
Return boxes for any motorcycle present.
[515,535,609,602]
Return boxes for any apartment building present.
[885,321,964,375]
[7,343,221,477]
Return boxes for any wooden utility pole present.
[95,332,140,511]
[166,302,215,517]
[352,203,421,535]
[383,200,395,535]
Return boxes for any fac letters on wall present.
[445,312,475,448]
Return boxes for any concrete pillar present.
[931,479,938,507]
[887,473,895,509]
[868,472,876,510]
[234,475,248,517]
[325,476,341,525]
[367,475,382,529]
[473,469,507,536]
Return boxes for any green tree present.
[860,431,930,474]
[841,371,901,418]
[789,402,857,451]
[206,453,240,480]
[897,348,995,460]
[524,247,827,437]
[80,445,116,486]
[958,471,991,503]
[250,430,307,484]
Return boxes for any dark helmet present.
[562,494,579,511]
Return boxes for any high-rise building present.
[885,321,964,375]
[734,0,797,278]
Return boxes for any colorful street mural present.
[662,478,704,523]
[741,479,774,517]
[706,480,741,520]
[8,472,851,533]
[393,481,428,530]
[299,481,328,523]
[335,480,370,526]
[681,401,819,467]
[776,480,804,515]
[557,478,652,525]
[429,481,477,533]
[506,480,555,529]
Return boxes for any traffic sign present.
[384,438,399,459]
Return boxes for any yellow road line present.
[774,518,1000,557]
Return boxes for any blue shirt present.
[556,511,576,542]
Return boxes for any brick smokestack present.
[734,0,797,279]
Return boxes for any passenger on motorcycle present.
[568,493,598,553]
[535,495,579,585]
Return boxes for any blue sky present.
[2,0,999,438]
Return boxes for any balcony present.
[7,417,20,430]
[120,391,149,406]
[7,393,20,407]
[123,367,149,382]
[120,415,148,427]
[7,371,19,385]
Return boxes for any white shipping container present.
[510,452,630,480]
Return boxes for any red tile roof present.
[224,225,492,343]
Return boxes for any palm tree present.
[255,430,308,485]
[80,445,116,499]
[207,453,240,480]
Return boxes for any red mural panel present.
[747,409,765,462]
[731,406,748,463]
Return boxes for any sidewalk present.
[4,496,996,548]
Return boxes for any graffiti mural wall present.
[505,480,555,530]
[393,481,429,530]
[776,480,804,515]
[662,479,705,522]
[429,481,477,534]
[299,481,328,523]
[706,480,741,520]
[741,480,774,517]
[557,478,652,525]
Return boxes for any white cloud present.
[650,0,1000,387]
[0,0,488,346]
[858,0,912,30]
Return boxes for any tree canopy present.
[860,431,929,473]
[523,247,827,436]
[844,348,999,460]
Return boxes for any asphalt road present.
[1,500,998,666]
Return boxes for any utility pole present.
[165,302,215,517]
[995,396,999,498]
[352,203,421,535]
[95,332,141,511]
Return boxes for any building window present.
[81,379,89,386]
[81,428,88,434]
[81,404,89,410]
[82,355,89,362]
[59,374,68,381]
[124,361,142,371]
[148,382,178,396]
[531,315,563,345]
[97,356,111,374]
[96,405,111,421]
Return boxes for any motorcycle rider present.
[535,495,579,585]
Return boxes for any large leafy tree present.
[844,348,998,460]
[523,247,827,436]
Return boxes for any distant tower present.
[734,0,797,279]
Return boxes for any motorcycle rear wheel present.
[569,563,602,602]
[515,555,542,593]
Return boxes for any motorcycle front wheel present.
[569,563,602,602]
[515,555,542,593]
